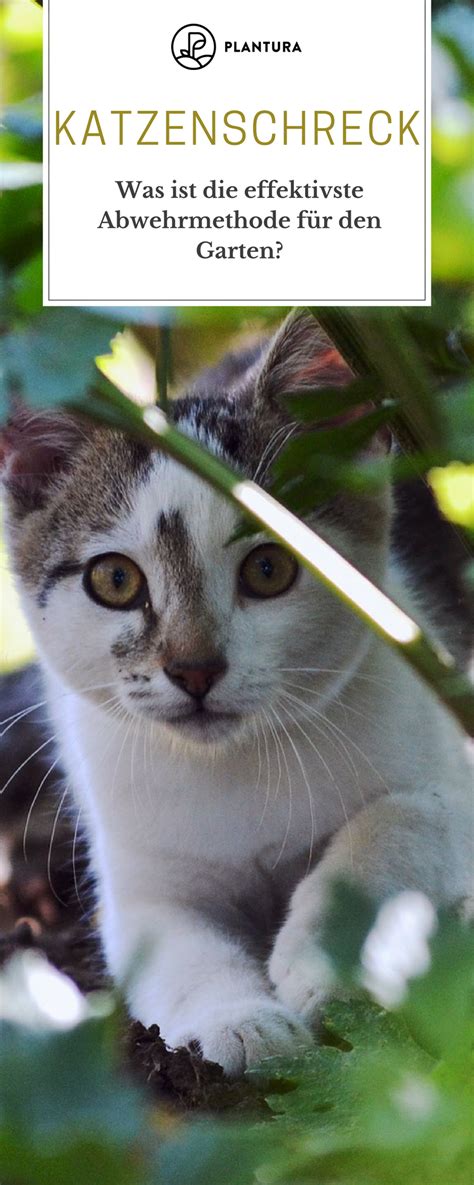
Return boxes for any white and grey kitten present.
[2,313,472,1076]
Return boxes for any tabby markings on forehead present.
[156,510,205,601]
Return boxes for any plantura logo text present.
[171,25,302,69]
[224,40,302,54]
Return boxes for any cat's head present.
[1,313,391,749]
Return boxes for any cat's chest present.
[62,700,352,871]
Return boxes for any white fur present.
[12,455,473,1076]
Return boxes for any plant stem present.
[155,325,172,412]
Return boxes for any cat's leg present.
[105,898,311,1077]
[269,791,471,1019]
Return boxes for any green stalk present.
[76,381,474,737]
[155,325,172,412]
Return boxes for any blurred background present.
[1,0,473,674]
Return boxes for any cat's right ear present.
[0,405,87,511]
[253,311,391,455]
[254,310,353,410]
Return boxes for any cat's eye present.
[84,553,146,610]
[239,544,298,600]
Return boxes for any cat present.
[1,311,472,1076]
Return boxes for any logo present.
[171,24,216,70]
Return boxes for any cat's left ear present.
[255,310,353,406]
[0,404,89,512]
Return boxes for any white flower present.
[392,1074,438,1121]
[0,951,89,1032]
[360,891,437,1008]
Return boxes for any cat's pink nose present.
[163,658,228,700]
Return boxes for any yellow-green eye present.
[85,553,146,610]
[239,544,298,600]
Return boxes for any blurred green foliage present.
[1,890,473,1185]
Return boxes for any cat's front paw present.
[269,921,335,1020]
[167,997,311,1078]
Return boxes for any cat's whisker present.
[252,421,294,484]
[274,701,317,873]
[22,755,62,863]
[0,679,121,737]
[256,711,273,830]
[280,687,355,775]
[321,715,391,800]
[261,706,282,807]
[94,694,124,714]
[130,717,143,823]
[277,666,397,691]
[332,695,383,726]
[282,676,390,738]
[21,692,123,914]
[262,421,299,483]
[300,702,367,812]
[273,699,317,875]
[251,424,283,484]
[268,703,294,871]
[281,686,391,799]
[61,698,128,911]
[46,784,70,906]
[72,807,88,917]
[281,685,360,784]
[129,717,138,819]
[0,735,56,796]
[0,655,84,731]
[254,717,263,793]
[111,711,135,807]
[0,702,48,733]
[253,420,299,487]
[142,719,154,813]
[277,692,355,871]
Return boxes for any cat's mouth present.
[162,704,243,742]
[125,692,248,742]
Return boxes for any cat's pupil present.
[260,558,274,579]
[113,568,126,589]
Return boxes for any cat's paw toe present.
[269,928,335,1020]
[168,998,311,1078]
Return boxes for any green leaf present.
[320,881,380,983]
[284,377,385,423]
[2,311,123,414]
[273,407,391,480]
[0,1015,146,1185]
[311,308,445,453]
[156,1124,271,1185]
[441,382,474,463]
[270,407,393,514]
[254,997,432,1127]
[12,251,42,314]
[0,184,42,268]
[400,911,474,1063]
[401,311,473,378]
